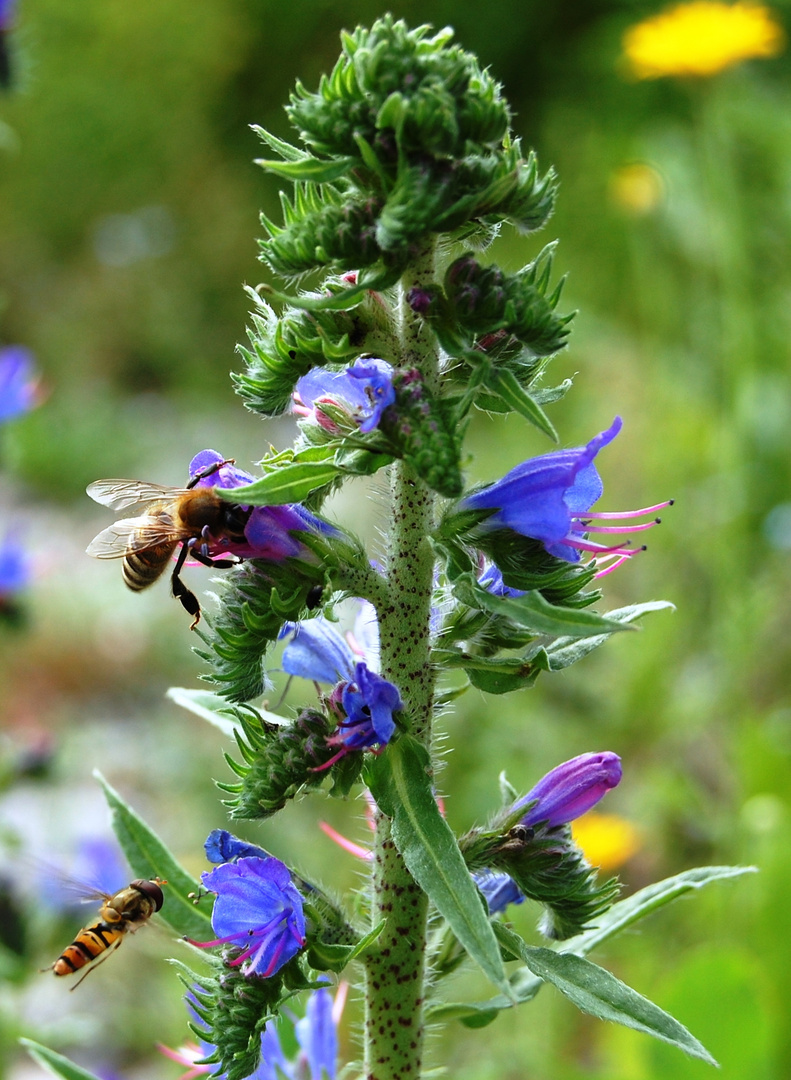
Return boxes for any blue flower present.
[204,829,271,865]
[295,359,395,434]
[280,618,356,684]
[188,449,335,561]
[477,562,525,598]
[0,346,38,422]
[472,870,525,915]
[295,986,338,1080]
[0,535,29,599]
[462,418,670,571]
[198,856,306,978]
[514,752,623,829]
[337,662,402,750]
[161,986,339,1080]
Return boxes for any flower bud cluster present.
[234,284,393,417]
[218,708,359,819]
[256,18,556,285]
[184,960,287,1080]
[196,561,326,704]
[379,368,462,497]
[414,249,572,360]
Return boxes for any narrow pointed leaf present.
[547,601,675,669]
[21,1040,104,1080]
[255,156,356,182]
[563,864,756,956]
[96,771,212,939]
[250,125,307,162]
[492,925,717,1065]
[484,367,558,441]
[225,460,342,505]
[459,574,636,638]
[367,736,511,995]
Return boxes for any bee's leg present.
[171,542,202,629]
[186,458,236,490]
[189,548,239,570]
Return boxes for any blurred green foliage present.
[2,0,791,1078]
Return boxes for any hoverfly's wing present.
[86,516,182,559]
[86,479,190,511]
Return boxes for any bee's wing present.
[86,479,190,511]
[86,516,183,559]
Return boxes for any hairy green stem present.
[364,242,438,1080]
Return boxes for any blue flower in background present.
[462,418,670,573]
[280,618,356,684]
[477,562,525,598]
[514,751,622,829]
[188,449,335,561]
[0,536,29,600]
[160,986,339,1080]
[295,359,395,434]
[295,986,338,1080]
[197,856,306,977]
[472,870,525,915]
[0,346,38,422]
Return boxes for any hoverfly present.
[86,458,251,628]
[47,877,166,989]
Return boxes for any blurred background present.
[1,0,790,1077]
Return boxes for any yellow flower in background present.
[609,162,665,215]
[622,2,785,79]
[572,811,642,872]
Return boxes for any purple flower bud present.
[295,359,395,434]
[199,856,306,978]
[514,752,623,828]
[187,449,333,562]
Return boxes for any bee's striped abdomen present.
[122,543,177,592]
[52,922,123,975]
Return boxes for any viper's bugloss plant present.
[64,16,753,1080]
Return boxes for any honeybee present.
[48,877,166,989]
[86,458,251,628]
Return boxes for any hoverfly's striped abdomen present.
[122,542,177,592]
[52,921,124,975]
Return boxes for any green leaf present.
[21,1040,104,1080]
[96,771,213,940]
[255,156,357,183]
[431,866,754,1031]
[308,920,386,972]
[483,366,558,442]
[492,927,718,1066]
[463,655,541,694]
[460,574,636,639]
[563,865,756,957]
[226,459,342,505]
[367,737,510,996]
[547,600,675,670]
[250,125,307,162]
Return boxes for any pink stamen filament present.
[561,537,641,556]
[593,554,633,578]
[580,520,659,534]
[577,500,673,519]
[319,820,373,860]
